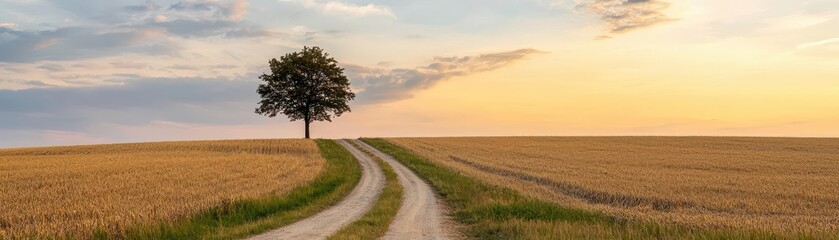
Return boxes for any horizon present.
[4,134,838,149]
[2,0,838,148]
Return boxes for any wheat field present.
[0,139,323,239]
[386,137,839,234]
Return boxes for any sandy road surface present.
[352,139,457,240]
[247,140,384,240]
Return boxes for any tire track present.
[247,140,384,240]
[352,139,457,240]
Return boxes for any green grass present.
[361,138,831,240]
[107,139,361,240]
[327,140,403,240]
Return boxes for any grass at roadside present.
[361,138,817,239]
[327,140,403,240]
[116,139,361,240]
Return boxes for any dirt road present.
[352,139,457,240]
[247,140,384,240]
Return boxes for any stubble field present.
[0,139,323,239]
[386,137,839,234]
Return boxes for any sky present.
[1,0,838,147]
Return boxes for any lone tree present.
[255,46,355,139]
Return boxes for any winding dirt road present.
[247,140,384,240]
[352,139,457,240]
[249,139,456,239]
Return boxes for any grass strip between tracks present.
[103,139,361,240]
[328,140,403,240]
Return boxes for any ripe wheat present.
[0,139,323,239]
[387,137,839,234]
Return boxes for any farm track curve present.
[351,139,458,240]
[247,140,384,240]
[249,139,457,240]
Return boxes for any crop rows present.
[0,139,323,239]
[387,137,839,234]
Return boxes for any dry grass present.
[0,139,324,239]
[386,137,839,234]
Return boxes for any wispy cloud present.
[280,0,395,18]
[124,1,161,12]
[169,0,249,21]
[0,79,52,88]
[0,0,271,63]
[796,37,839,49]
[228,0,249,21]
[169,0,224,12]
[0,23,17,29]
[0,77,259,133]
[37,63,67,72]
[147,19,277,38]
[0,27,178,62]
[347,49,545,104]
[577,0,674,37]
[0,75,252,146]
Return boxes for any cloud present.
[0,27,179,62]
[0,79,52,88]
[169,0,249,21]
[280,0,396,18]
[0,0,271,62]
[169,1,223,12]
[154,14,169,22]
[37,63,67,71]
[152,1,267,37]
[0,23,17,29]
[147,19,276,38]
[42,0,126,22]
[110,61,149,69]
[228,0,249,21]
[577,0,674,37]
[124,1,161,12]
[0,77,260,133]
[796,37,839,49]
[347,48,544,104]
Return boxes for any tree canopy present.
[255,46,355,138]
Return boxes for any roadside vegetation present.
[121,139,361,239]
[361,138,831,239]
[0,139,359,239]
[328,141,403,240]
[0,139,325,239]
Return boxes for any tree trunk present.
[304,106,311,139]
[304,121,310,139]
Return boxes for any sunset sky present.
[1,0,838,147]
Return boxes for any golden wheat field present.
[0,139,323,239]
[386,137,839,233]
